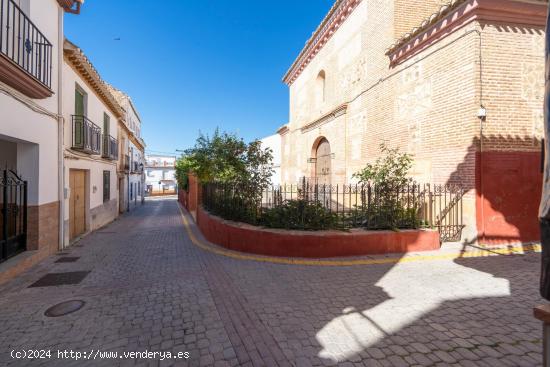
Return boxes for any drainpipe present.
[476,29,485,244]
[57,7,65,250]
[127,152,130,212]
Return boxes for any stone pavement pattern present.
[0,197,544,366]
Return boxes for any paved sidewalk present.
[0,198,544,366]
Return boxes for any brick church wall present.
[281,0,545,243]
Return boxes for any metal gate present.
[422,184,465,242]
[0,170,27,263]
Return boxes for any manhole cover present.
[45,300,85,317]
[55,257,80,263]
[28,271,90,288]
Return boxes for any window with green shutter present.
[103,171,110,202]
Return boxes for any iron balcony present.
[71,115,101,155]
[123,154,130,172]
[102,135,118,160]
[0,0,53,93]
[131,161,143,174]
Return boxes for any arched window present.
[316,70,326,106]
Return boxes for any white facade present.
[108,87,146,211]
[128,140,145,208]
[0,0,62,208]
[145,155,176,194]
[62,42,120,244]
[0,0,84,274]
[260,134,282,185]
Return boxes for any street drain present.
[28,271,90,288]
[45,300,85,317]
[55,257,80,263]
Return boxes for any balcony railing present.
[102,135,118,160]
[71,115,101,155]
[131,161,143,174]
[123,154,130,172]
[0,0,53,89]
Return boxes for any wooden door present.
[69,170,86,240]
[315,139,332,186]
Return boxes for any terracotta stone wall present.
[187,174,201,213]
[196,206,440,258]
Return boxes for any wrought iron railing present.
[123,154,130,172]
[202,181,465,241]
[102,135,118,160]
[1,169,27,263]
[71,115,101,154]
[131,161,142,174]
[0,0,53,88]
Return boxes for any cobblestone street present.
[0,197,544,366]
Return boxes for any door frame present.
[69,169,88,241]
[312,137,332,186]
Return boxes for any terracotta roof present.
[107,84,143,124]
[386,0,549,55]
[57,0,83,13]
[105,84,146,150]
[63,39,125,119]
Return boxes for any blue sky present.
[65,1,334,154]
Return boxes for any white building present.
[62,40,122,244]
[0,0,83,278]
[260,134,282,185]
[108,87,146,211]
[145,155,176,195]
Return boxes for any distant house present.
[145,155,177,195]
[260,134,282,185]
[108,86,146,212]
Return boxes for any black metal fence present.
[0,0,53,88]
[203,181,465,241]
[72,115,101,154]
[0,169,27,263]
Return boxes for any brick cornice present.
[300,104,347,133]
[282,0,362,86]
[386,0,548,66]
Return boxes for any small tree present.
[176,128,274,223]
[353,143,413,188]
[175,156,192,190]
[353,143,416,229]
[180,129,248,183]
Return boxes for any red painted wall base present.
[476,151,542,244]
[196,207,440,258]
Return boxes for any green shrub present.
[260,200,339,231]
[352,143,420,230]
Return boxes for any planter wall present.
[196,206,440,258]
